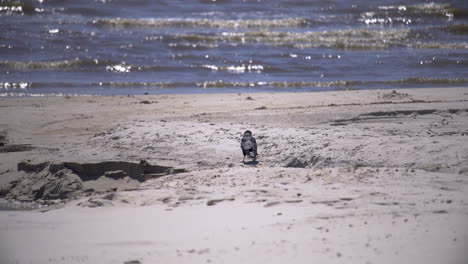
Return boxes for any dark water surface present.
[1,0,467,96]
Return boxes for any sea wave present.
[195,78,468,88]
[0,92,88,97]
[159,28,468,50]
[201,64,265,73]
[160,28,412,50]
[437,24,468,35]
[407,42,468,49]
[0,58,101,70]
[96,82,177,87]
[0,3,44,15]
[2,54,466,78]
[360,2,467,25]
[417,59,468,67]
[93,17,312,29]
[405,2,467,18]
[2,78,467,96]
[0,59,192,73]
[383,77,468,85]
[0,82,31,89]
[358,2,467,25]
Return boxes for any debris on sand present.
[382,90,411,100]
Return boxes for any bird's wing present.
[251,137,257,151]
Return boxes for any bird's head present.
[243,130,252,137]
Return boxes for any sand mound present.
[1,162,82,202]
[0,129,34,153]
[0,160,185,204]
[282,153,321,168]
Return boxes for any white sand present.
[0,88,467,264]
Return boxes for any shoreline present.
[0,87,467,264]
[1,85,468,98]
[1,86,466,96]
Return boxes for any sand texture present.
[0,88,468,264]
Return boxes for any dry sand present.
[0,88,467,264]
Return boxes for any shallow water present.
[1,0,467,96]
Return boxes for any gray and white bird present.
[241,130,257,163]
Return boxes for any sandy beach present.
[1,88,467,264]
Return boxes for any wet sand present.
[0,88,468,264]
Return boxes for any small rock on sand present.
[124,260,141,264]
[206,198,234,206]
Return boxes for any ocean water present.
[1,0,467,96]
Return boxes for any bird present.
[241,130,257,163]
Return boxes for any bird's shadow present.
[243,160,259,166]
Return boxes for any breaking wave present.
[0,59,190,73]
[93,17,312,29]
[195,78,468,88]
[0,59,101,70]
[383,77,468,85]
[359,2,468,25]
[163,28,412,50]
[0,3,44,15]
[158,29,468,50]
[3,77,466,92]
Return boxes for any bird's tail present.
[249,152,256,158]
